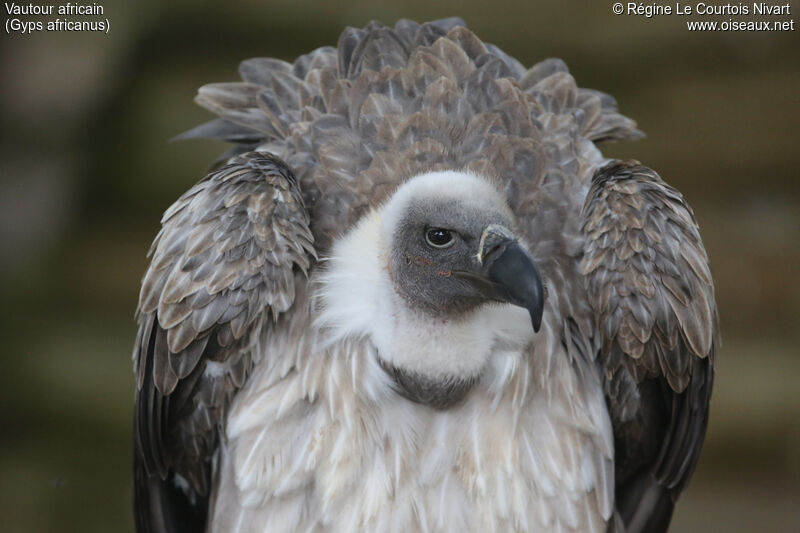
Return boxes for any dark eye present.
[425,228,454,248]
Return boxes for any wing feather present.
[133,151,315,533]
[581,160,718,532]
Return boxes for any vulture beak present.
[454,224,545,332]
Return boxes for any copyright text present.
[611,2,795,31]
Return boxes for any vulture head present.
[319,170,545,408]
[382,170,544,328]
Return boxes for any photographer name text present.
[623,2,790,17]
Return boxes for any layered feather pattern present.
[133,17,717,533]
[182,18,642,253]
[133,152,315,532]
[580,160,718,529]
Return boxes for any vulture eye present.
[425,228,454,248]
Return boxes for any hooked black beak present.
[453,225,545,332]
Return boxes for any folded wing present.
[581,160,718,533]
[132,152,315,533]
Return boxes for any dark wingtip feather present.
[618,470,675,533]
[134,450,208,533]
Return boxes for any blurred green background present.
[1,1,798,531]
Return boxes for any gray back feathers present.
[181,18,642,252]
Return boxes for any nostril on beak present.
[477,224,516,266]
